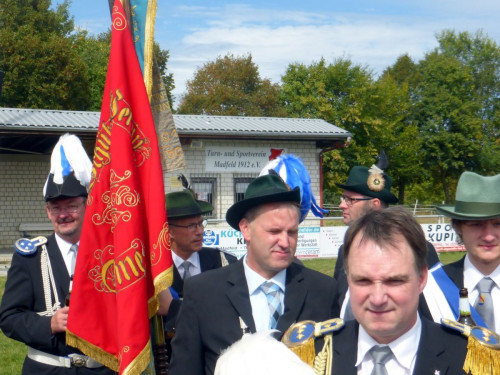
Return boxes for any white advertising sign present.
[205,146,285,172]
[203,223,464,259]
[422,223,465,252]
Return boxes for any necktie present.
[370,345,392,375]
[474,277,495,331]
[181,261,192,280]
[260,281,282,329]
[69,244,78,276]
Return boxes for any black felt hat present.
[335,166,398,204]
[226,174,301,230]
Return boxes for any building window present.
[234,176,257,203]
[191,176,216,217]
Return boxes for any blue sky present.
[59,0,500,107]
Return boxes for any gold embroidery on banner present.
[112,6,127,31]
[151,222,170,266]
[90,239,147,294]
[92,170,139,232]
[111,89,152,167]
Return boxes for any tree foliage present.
[177,54,285,116]
[0,0,90,109]
[0,0,175,111]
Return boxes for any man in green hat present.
[162,189,237,347]
[169,174,338,375]
[423,172,500,334]
[333,163,439,320]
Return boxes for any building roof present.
[0,107,350,154]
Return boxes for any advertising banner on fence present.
[203,223,464,259]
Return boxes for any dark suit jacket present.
[334,241,440,319]
[164,247,237,332]
[168,259,339,375]
[331,318,468,374]
[0,234,113,375]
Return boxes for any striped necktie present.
[260,281,282,329]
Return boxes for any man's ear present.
[371,198,383,210]
[239,218,251,242]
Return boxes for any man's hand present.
[157,288,173,315]
[51,306,69,334]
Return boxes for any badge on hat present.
[43,134,92,202]
[367,150,388,192]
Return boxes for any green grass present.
[0,251,466,372]
[0,276,26,374]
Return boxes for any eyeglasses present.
[169,219,207,232]
[340,195,373,207]
[47,202,85,215]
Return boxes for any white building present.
[0,107,350,254]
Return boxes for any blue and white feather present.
[42,133,92,196]
[259,154,328,222]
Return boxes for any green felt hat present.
[335,166,398,204]
[226,174,301,230]
[165,190,213,219]
[436,172,500,220]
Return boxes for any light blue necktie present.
[261,281,282,329]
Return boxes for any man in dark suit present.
[333,163,439,318]
[169,174,338,375]
[331,207,467,374]
[423,172,500,334]
[0,134,113,374]
[162,189,237,336]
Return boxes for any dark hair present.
[450,219,464,245]
[343,206,427,274]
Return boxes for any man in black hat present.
[168,174,338,375]
[333,164,439,319]
[0,134,113,374]
[162,189,237,340]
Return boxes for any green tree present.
[280,58,392,201]
[177,53,285,116]
[0,0,90,109]
[74,30,110,111]
[414,52,484,202]
[434,30,500,174]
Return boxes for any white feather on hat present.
[43,133,92,197]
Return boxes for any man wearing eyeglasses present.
[0,134,113,374]
[162,189,237,360]
[334,164,440,320]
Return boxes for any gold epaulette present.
[442,318,500,375]
[282,318,344,375]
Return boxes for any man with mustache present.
[0,134,113,374]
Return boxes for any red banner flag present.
[66,0,173,373]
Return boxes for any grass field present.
[0,252,465,373]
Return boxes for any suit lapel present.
[332,321,358,375]
[47,234,70,301]
[276,263,307,334]
[199,247,219,272]
[443,256,465,288]
[413,319,449,374]
[226,259,256,332]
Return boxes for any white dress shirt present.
[243,255,286,332]
[172,251,201,278]
[464,254,500,333]
[54,234,79,276]
[356,315,422,375]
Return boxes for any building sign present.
[203,223,464,259]
[205,146,285,173]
